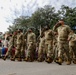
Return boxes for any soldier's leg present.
[54,45,59,62]
[72,47,76,64]
[43,47,45,60]
[11,44,21,61]
[57,42,64,65]
[3,45,12,60]
[38,46,43,62]
[63,52,67,62]
[25,44,30,61]
[46,43,54,63]
[25,43,34,61]
[69,46,73,61]
[64,43,71,65]
[44,44,48,61]
[21,45,25,60]
[17,44,22,61]
[26,48,34,62]
[30,43,36,61]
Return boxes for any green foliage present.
[8,5,76,36]
[59,5,76,28]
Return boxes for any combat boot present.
[28,57,34,62]
[56,57,63,65]
[37,58,43,62]
[17,58,22,61]
[46,57,53,63]
[3,56,7,61]
[73,59,76,64]
[22,57,26,61]
[11,55,16,61]
[54,58,58,63]
[11,58,15,61]
[24,57,29,61]
[23,58,26,61]
[66,60,71,65]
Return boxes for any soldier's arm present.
[53,26,57,32]
[53,22,60,32]
[51,30,57,45]
[33,33,36,43]
[71,34,76,42]
[24,32,28,39]
[68,35,72,41]
[37,35,40,42]
[67,33,74,41]
[67,26,71,34]
[53,25,58,35]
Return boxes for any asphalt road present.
[0,59,76,75]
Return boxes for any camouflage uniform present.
[26,32,36,61]
[3,33,17,60]
[44,29,55,63]
[68,32,76,64]
[53,35,58,61]
[38,36,45,61]
[11,31,24,61]
[5,35,13,57]
[53,25,71,65]
[21,38,26,60]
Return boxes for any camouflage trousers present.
[5,45,13,57]
[15,44,22,58]
[26,42,36,59]
[69,45,76,60]
[21,43,26,59]
[53,43,58,59]
[58,41,70,61]
[38,44,45,59]
[45,40,54,59]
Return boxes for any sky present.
[0,0,76,33]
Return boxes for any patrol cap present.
[44,25,50,29]
[58,18,64,25]
[58,18,64,21]
[17,28,23,32]
[27,27,33,31]
[9,34,12,36]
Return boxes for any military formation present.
[2,19,76,65]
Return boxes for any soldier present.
[37,28,45,62]
[53,19,71,65]
[3,32,17,60]
[2,33,9,48]
[25,28,36,62]
[68,30,76,64]
[21,38,26,61]
[44,25,55,63]
[11,29,24,61]
[53,34,59,62]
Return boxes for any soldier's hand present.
[54,32,58,35]
[55,22,61,27]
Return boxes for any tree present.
[8,16,31,33]
[31,5,60,29]
[58,5,76,28]
[8,5,76,35]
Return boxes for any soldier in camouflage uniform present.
[53,19,71,65]
[21,38,26,60]
[37,29,45,62]
[68,30,76,64]
[53,34,59,62]
[3,32,17,60]
[44,26,55,63]
[11,29,24,61]
[25,28,36,62]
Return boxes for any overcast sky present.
[0,0,76,33]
